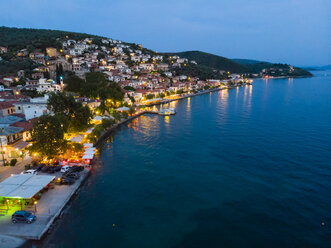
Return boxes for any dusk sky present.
[1,0,330,66]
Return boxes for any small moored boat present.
[158,108,176,116]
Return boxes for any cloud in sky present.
[1,0,330,65]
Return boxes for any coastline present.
[94,86,226,147]
[26,72,326,247]
[22,84,243,247]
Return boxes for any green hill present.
[0,26,102,52]
[167,51,248,73]
[169,51,312,77]
[0,27,312,78]
[232,58,268,65]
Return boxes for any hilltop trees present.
[0,57,38,77]
[0,27,100,52]
[64,72,124,102]
[65,74,85,93]
[83,72,124,101]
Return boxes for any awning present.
[0,174,32,185]
[85,147,96,151]
[0,185,18,196]
[69,134,84,143]
[85,128,94,134]
[12,141,30,150]
[93,116,103,121]
[82,154,94,160]
[143,98,162,103]
[115,107,130,111]
[0,174,55,199]
[7,185,42,199]
[84,151,95,155]
[83,143,94,148]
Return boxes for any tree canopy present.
[65,74,85,93]
[65,72,124,101]
[47,92,92,132]
[28,114,68,159]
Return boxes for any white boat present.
[158,108,176,116]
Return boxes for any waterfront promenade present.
[0,169,90,246]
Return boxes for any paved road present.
[0,158,32,182]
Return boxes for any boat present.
[158,108,176,116]
[246,79,253,85]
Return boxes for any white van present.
[60,166,70,173]
[21,169,38,175]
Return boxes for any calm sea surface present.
[38,71,331,248]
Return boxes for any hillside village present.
[0,26,317,245]
[0,34,256,165]
[0,34,257,241]
[0,37,247,98]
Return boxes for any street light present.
[34,201,38,212]
[0,137,6,166]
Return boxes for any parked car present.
[32,164,44,171]
[41,166,50,173]
[61,165,70,173]
[52,165,62,172]
[69,166,84,172]
[64,172,80,180]
[48,165,61,174]
[21,169,38,175]
[59,177,75,185]
[12,211,36,224]
[52,159,60,165]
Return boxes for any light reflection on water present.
[36,74,331,248]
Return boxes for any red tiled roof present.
[10,118,37,132]
[135,89,150,94]
[0,101,15,109]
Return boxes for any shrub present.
[101,118,115,129]
[145,94,155,100]
[10,159,17,166]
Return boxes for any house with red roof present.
[10,118,37,142]
[0,102,16,117]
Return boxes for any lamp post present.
[60,76,64,92]
[0,136,6,166]
[34,201,38,213]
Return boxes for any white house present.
[13,101,49,120]
[36,78,61,93]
